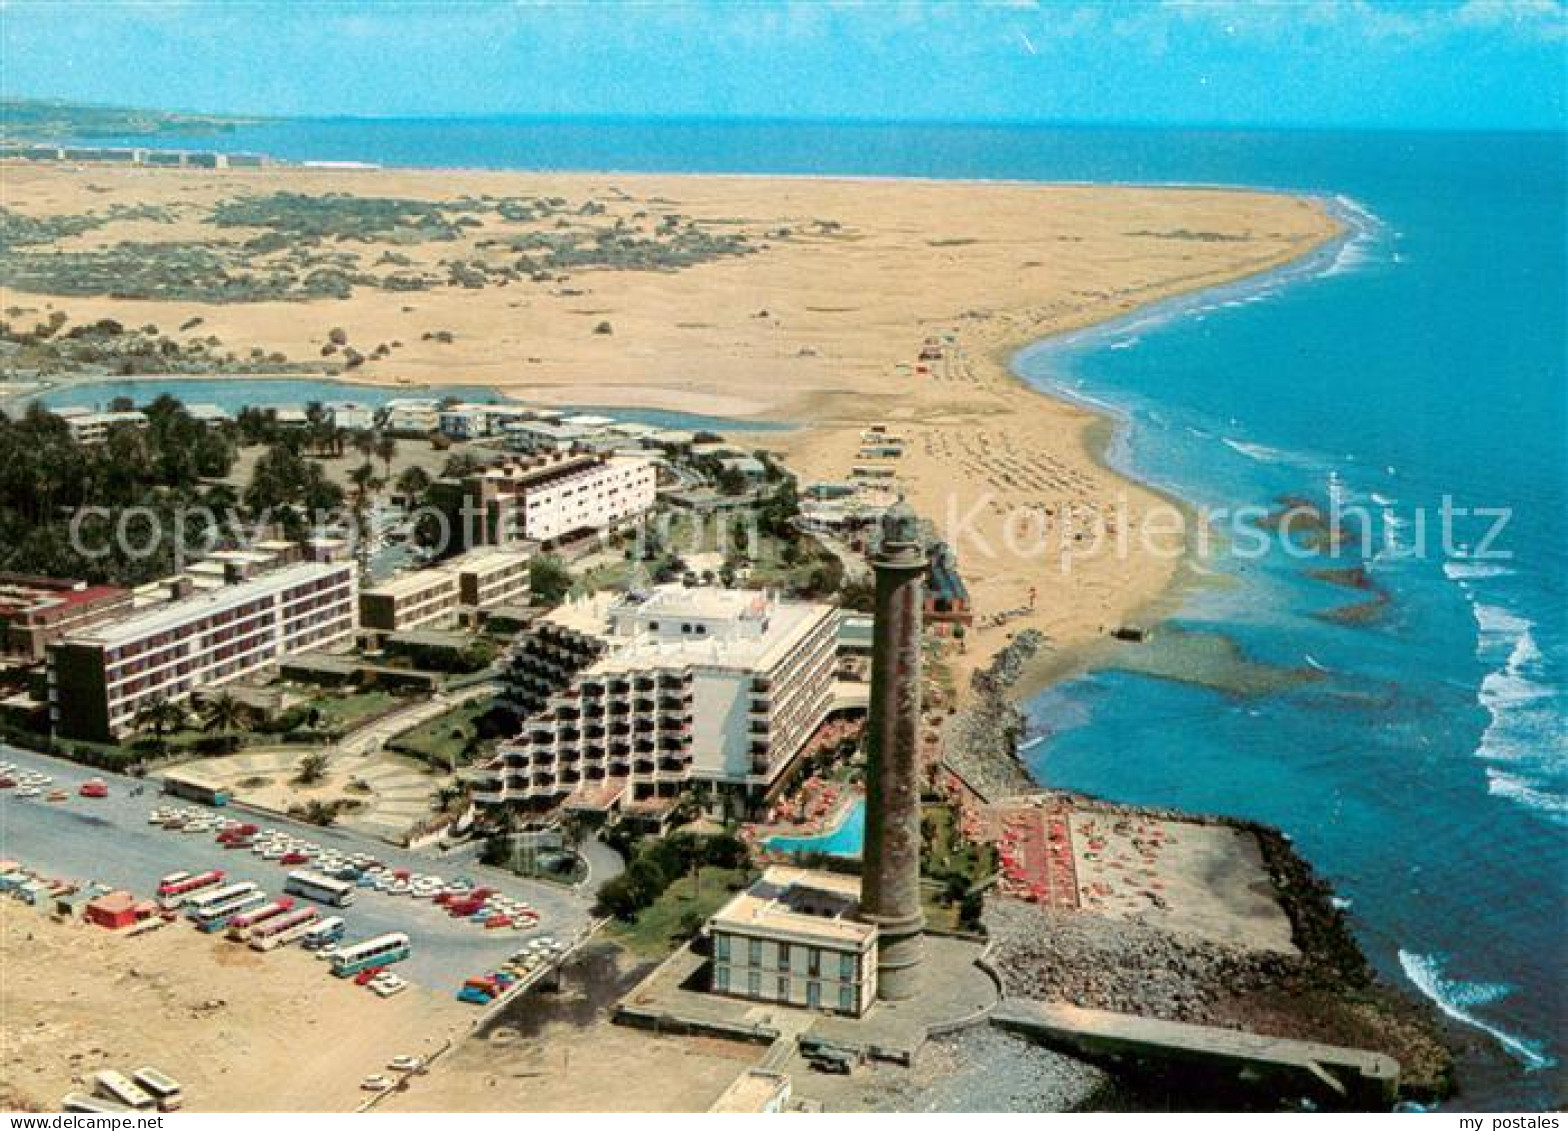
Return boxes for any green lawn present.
[302,689,402,730]
[388,696,495,770]
[606,865,754,959]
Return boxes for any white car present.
[315,943,339,960]
[371,978,407,998]
[16,787,40,798]
[360,1074,393,1092]
[388,1055,425,1073]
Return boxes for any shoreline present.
[3,160,1345,696]
[990,194,1360,698]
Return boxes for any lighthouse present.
[858,500,928,1001]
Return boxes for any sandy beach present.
[1,163,1341,683]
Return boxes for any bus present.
[157,870,191,889]
[180,881,257,919]
[131,1067,183,1112]
[331,932,411,977]
[225,898,294,940]
[161,769,231,807]
[92,1069,155,1111]
[247,907,317,951]
[285,869,357,907]
[193,890,268,932]
[300,916,346,950]
[61,1093,132,1114]
[157,869,225,906]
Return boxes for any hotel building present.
[431,452,656,550]
[706,867,878,1017]
[47,561,357,742]
[468,585,839,817]
[55,408,148,446]
[0,576,133,663]
[358,547,532,638]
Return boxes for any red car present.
[78,779,109,799]
[0,777,16,789]
[354,966,387,986]
[281,851,308,865]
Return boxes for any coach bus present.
[248,906,318,951]
[284,869,357,907]
[330,932,411,977]
[193,890,268,932]
[180,881,257,918]
[300,916,346,950]
[157,869,225,906]
[131,1067,183,1112]
[92,1070,155,1112]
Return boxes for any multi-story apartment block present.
[47,562,357,741]
[468,585,839,817]
[0,576,133,663]
[450,547,533,609]
[358,569,462,636]
[707,867,878,1017]
[55,408,149,446]
[431,452,656,550]
[380,398,441,435]
[358,547,533,639]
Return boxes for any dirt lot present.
[0,902,469,1112]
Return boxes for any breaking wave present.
[1398,951,1554,1070]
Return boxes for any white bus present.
[62,1093,131,1113]
[132,1067,183,1112]
[284,869,357,907]
[181,881,258,919]
[331,932,411,977]
[194,890,268,933]
[93,1069,155,1111]
[300,916,346,949]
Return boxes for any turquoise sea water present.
[766,798,866,858]
[78,120,1565,1107]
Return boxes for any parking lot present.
[0,744,593,992]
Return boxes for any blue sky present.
[1,1,1563,130]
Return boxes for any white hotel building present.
[47,561,357,742]
[468,585,839,818]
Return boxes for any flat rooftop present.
[444,547,533,573]
[708,865,874,947]
[63,562,351,647]
[544,584,835,675]
[361,567,459,599]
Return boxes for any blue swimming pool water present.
[765,797,866,859]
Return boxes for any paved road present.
[0,744,591,993]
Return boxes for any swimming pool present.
[765,798,865,858]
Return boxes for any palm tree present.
[132,697,185,754]
[294,751,331,786]
[351,429,375,460]
[394,465,430,506]
[374,434,398,476]
[199,692,253,753]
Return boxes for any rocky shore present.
[942,633,1455,1106]
[981,802,1455,1105]
[942,630,1045,800]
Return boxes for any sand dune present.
[1,163,1340,682]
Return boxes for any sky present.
[0,0,1563,131]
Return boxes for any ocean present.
[79,119,1566,1107]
